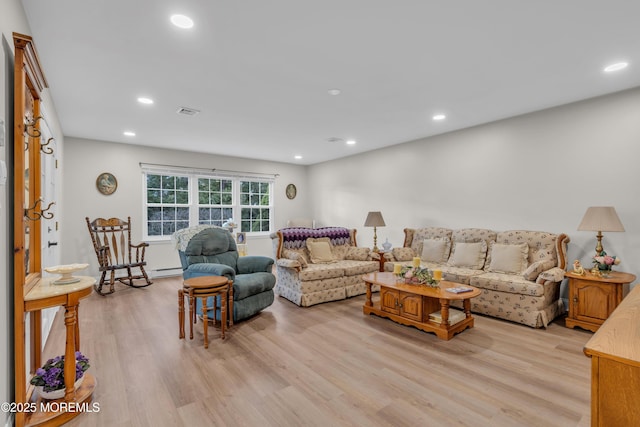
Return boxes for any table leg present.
[221,290,227,340]
[189,289,195,340]
[439,299,450,329]
[75,305,80,351]
[178,289,185,339]
[64,304,78,401]
[228,281,234,327]
[463,298,472,318]
[202,296,209,349]
[365,281,372,307]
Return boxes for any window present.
[142,167,274,240]
[240,181,271,232]
[197,177,233,227]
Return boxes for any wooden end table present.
[565,270,636,332]
[362,272,481,340]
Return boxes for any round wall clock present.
[96,172,118,195]
[286,183,297,200]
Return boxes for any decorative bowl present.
[44,263,89,285]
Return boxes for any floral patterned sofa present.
[270,227,380,306]
[383,227,570,328]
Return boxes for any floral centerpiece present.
[30,351,90,399]
[397,266,439,287]
[593,251,621,272]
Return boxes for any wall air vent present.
[176,106,201,116]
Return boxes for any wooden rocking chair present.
[86,216,153,295]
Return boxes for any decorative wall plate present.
[286,183,297,199]
[96,172,117,195]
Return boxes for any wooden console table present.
[362,272,481,340]
[584,284,640,426]
[23,276,96,426]
[565,270,636,332]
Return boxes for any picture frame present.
[236,232,246,244]
[96,172,117,195]
[286,183,297,199]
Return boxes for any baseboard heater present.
[151,267,183,279]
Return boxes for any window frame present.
[141,166,275,241]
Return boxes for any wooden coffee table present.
[363,272,481,340]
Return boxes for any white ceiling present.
[21,0,640,165]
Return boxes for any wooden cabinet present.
[565,271,636,332]
[584,285,640,426]
[380,288,423,321]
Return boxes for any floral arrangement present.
[30,351,90,392]
[398,266,439,287]
[593,251,621,271]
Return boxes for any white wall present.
[309,88,640,295]
[61,138,309,276]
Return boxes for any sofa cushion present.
[522,259,556,281]
[470,272,546,297]
[282,249,308,268]
[392,247,415,261]
[486,242,529,274]
[409,227,453,254]
[233,272,276,300]
[447,241,487,269]
[306,238,335,263]
[339,260,379,276]
[497,230,558,265]
[421,237,451,263]
[331,244,350,260]
[345,246,370,261]
[298,263,345,281]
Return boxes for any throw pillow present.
[421,237,451,263]
[307,241,335,264]
[522,259,556,281]
[282,249,308,268]
[447,241,487,269]
[486,243,529,274]
[392,247,415,262]
[345,246,370,261]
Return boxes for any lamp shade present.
[364,211,385,227]
[577,207,625,232]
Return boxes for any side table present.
[565,270,636,332]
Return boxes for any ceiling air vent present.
[176,106,201,116]
[326,137,344,143]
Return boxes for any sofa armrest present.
[536,267,566,284]
[237,256,274,274]
[369,252,381,261]
[184,263,236,280]
[276,258,302,271]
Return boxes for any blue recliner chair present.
[173,225,275,322]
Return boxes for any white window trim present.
[141,164,275,241]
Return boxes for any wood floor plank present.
[39,277,592,426]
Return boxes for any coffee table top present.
[363,272,481,300]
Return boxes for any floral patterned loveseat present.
[270,227,380,307]
[384,227,570,328]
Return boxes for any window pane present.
[163,207,176,220]
[250,195,259,205]
[198,179,208,191]
[211,179,221,192]
[148,222,162,236]
[176,176,188,189]
[161,176,175,189]
[240,194,249,205]
[147,189,161,203]
[177,207,190,220]
[147,175,161,188]
[164,190,176,204]
[221,194,232,204]
[240,181,249,192]
[148,207,162,221]
[222,180,232,192]
[163,222,176,235]
[260,182,269,193]
[211,193,221,204]
[250,182,260,193]
[199,192,209,204]
[176,221,189,231]
[176,190,189,204]
[199,207,211,221]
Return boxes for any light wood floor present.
[42,277,593,427]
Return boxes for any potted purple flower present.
[30,351,90,400]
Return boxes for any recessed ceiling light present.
[346,140,356,145]
[170,14,194,29]
[328,89,341,96]
[137,97,154,105]
[604,62,628,72]
[123,131,136,137]
[432,114,446,121]
[294,155,302,160]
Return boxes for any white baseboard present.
[151,267,182,279]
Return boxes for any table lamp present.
[577,206,625,255]
[364,211,386,252]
